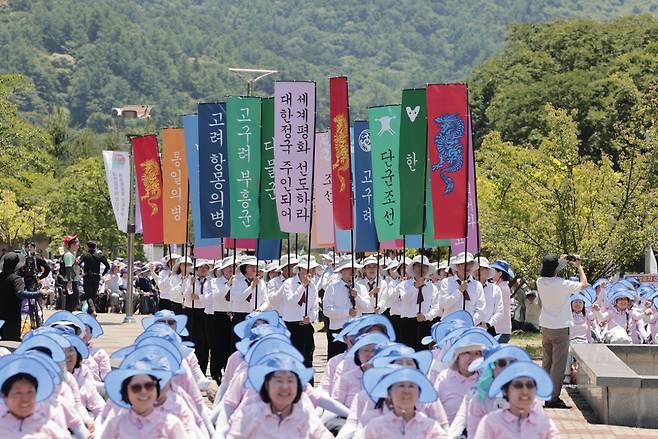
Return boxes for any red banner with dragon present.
[426,84,469,239]
[329,76,354,230]
[132,134,164,244]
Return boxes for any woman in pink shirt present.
[76,312,112,383]
[227,351,332,439]
[435,328,496,423]
[474,361,559,438]
[0,354,70,438]
[362,367,445,439]
[61,329,105,418]
[593,289,643,343]
[490,260,514,343]
[101,355,186,438]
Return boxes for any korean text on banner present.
[131,135,164,244]
[368,105,402,242]
[227,96,261,238]
[451,111,479,254]
[353,120,378,252]
[102,151,130,233]
[426,84,469,239]
[260,97,287,240]
[311,132,334,248]
[183,114,220,248]
[399,88,427,235]
[161,128,189,244]
[329,76,353,230]
[273,81,316,233]
[198,103,230,239]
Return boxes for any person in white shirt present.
[490,259,516,343]
[355,256,385,314]
[536,253,587,408]
[153,253,179,312]
[261,255,296,313]
[322,256,363,358]
[397,254,439,350]
[278,255,320,370]
[168,256,192,315]
[205,256,234,382]
[379,258,403,337]
[473,257,504,338]
[439,252,485,325]
[227,255,267,351]
[184,259,210,375]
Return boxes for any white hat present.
[361,256,380,267]
[400,256,413,266]
[438,260,449,271]
[239,255,258,268]
[334,255,363,273]
[258,261,266,271]
[194,259,210,269]
[214,257,233,271]
[264,261,280,273]
[321,251,335,262]
[173,256,193,272]
[384,258,401,271]
[162,253,181,264]
[294,255,320,273]
[278,254,299,270]
[475,256,491,269]
[406,255,436,277]
[449,252,479,270]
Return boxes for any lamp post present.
[111,105,152,324]
[228,68,277,96]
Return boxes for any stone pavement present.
[53,311,658,438]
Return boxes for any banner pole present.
[255,239,260,310]
[375,250,380,310]
[124,134,137,324]
[350,227,356,309]
[462,109,471,311]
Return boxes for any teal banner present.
[368,105,402,242]
[227,96,261,238]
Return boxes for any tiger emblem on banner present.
[139,159,162,215]
[431,113,465,194]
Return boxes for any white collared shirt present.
[439,275,485,324]
[278,274,319,322]
[183,276,210,309]
[398,278,440,319]
[323,279,362,329]
[355,277,386,314]
[204,275,230,314]
[480,280,504,327]
[228,274,267,313]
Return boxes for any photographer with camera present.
[536,253,588,408]
[18,241,50,329]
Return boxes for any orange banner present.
[162,128,189,244]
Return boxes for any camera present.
[566,255,580,262]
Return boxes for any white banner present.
[102,151,130,233]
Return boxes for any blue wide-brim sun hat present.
[22,350,62,385]
[422,310,474,345]
[247,352,314,392]
[369,367,438,403]
[141,310,189,337]
[44,310,87,337]
[58,331,90,359]
[129,337,184,364]
[235,325,289,356]
[362,366,400,400]
[441,328,497,364]
[578,287,596,304]
[490,260,515,279]
[468,344,532,373]
[370,344,414,362]
[0,355,55,402]
[135,323,194,358]
[74,312,104,338]
[16,333,68,363]
[610,289,635,303]
[233,310,282,339]
[346,332,391,357]
[332,316,369,343]
[347,314,397,342]
[244,335,300,364]
[488,361,553,400]
[105,359,173,409]
[372,349,433,375]
[117,345,184,375]
[569,293,593,307]
[436,325,473,350]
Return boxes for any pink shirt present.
[0,409,69,439]
[173,359,206,415]
[598,307,640,343]
[226,401,333,439]
[334,366,363,406]
[58,381,86,430]
[330,358,358,400]
[159,388,207,438]
[100,406,186,439]
[570,312,592,343]
[219,351,244,399]
[319,351,345,394]
[436,368,478,423]
[495,280,512,335]
[428,348,446,385]
[362,410,445,439]
[474,406,559,439]
[88,343,112,381]
[74,363,105,417]
[223,368,248,411]
[466,394,510,437]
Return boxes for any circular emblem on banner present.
[358,129,371,152]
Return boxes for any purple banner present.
[451,112,479,254]
[273,81,316,233]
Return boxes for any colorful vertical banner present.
[221,238,281,260]
[260,97,287,240]
[329,76,353,231]
[227,96,261,238]
[427,84,469,239]
[131,135,164,244]
[399,88,427,235]
[368,105,402,242]
[161,128,188,244]
[353,120,379,252]
[451,112,479,254]
[273,81,316,233]
[198,103,230,239]
[311,132,334,248]
[102,151,130,233]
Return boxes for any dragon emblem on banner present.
[431,113,465,194]
[332,114,350,192]
[139,159,162,215]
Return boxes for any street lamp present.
[228,68,277,96]
[112,105,152,324]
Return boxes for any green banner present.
[368,105,402,242]
[259,97,287,240]
[227,96,261,238]
[399,88,427,235]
